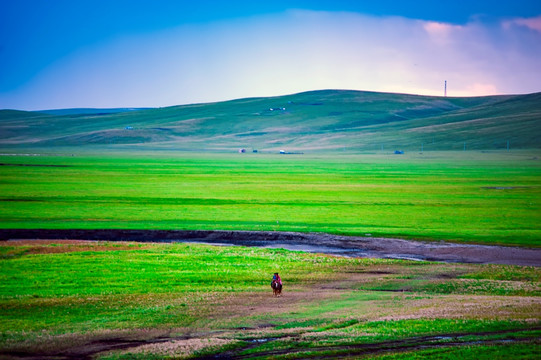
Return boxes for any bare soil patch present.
[1,229,539,266]
[0,239,149,255]
[206,330,541,360]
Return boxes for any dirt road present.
[1,229,540,266]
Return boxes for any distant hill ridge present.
[38,108,153,116]
[1,89,540,151]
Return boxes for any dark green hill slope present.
[1,90,540,151]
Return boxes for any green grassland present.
[1,90,540,152]
[1,90,540,358]
[1,151,540,247]
[0,241,539,359]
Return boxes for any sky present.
[1,0,541,110]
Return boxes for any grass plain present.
[0,240,539,359]
[1,151,540,358]
[2,88,541,358]
[0,151,540,247]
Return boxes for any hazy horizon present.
[1,1,541,111]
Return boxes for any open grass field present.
[0,240,539,359]
[0,151,540,247]
[1,89,540,358]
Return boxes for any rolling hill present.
[37,108,152,116]
[1,90,540,152]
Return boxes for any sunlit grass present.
[0,241,539,358]
[1,152,540,246]
[0,242,377,334]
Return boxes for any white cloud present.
[423,21,464,46]
[503,15,541,32]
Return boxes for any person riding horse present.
[271,272,282,296]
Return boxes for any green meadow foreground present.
[0,240,539,359]
[0,151,540,246]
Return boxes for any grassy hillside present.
[1,90,540,152]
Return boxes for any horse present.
[271,280,282,297]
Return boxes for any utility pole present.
[444,80,447,97]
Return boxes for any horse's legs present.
[271,282,282,297]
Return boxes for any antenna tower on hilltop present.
[444,80,447,97]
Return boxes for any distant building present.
[279,149,304,155]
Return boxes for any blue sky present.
[1,1,541,110]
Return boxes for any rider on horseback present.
[271,272,283,296]
[272,272,282,286]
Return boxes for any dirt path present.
[205,328,541,359]
[3,327,538,359]
[1,229,540,266]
